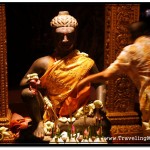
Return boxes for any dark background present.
[5,3,150,90]
[5,2,105,90]
[5,2,150,115]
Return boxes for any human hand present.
[76,77,90,92]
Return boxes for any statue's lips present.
[62,43,72,46]
[60,43,73,49]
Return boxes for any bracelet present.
[27,73,39,81]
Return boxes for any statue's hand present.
[27,73,41,94]
[29,79,41,94]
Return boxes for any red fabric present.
[59,84,91,116]
[10,113,32,134]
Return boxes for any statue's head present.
[50,11,78,55]
[50,11,78,28]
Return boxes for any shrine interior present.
[0,3,150,144]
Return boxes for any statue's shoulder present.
[76,50,89,57]
[34,55,54,68]
[36,55,54,62]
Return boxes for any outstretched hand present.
[76,77,91,92]
[76,72,103,92]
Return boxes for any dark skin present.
[20,26,99,139]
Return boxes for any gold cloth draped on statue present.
[40,50,94,119]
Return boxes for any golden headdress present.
[50,11,78,28]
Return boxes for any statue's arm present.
[90,63,106,100]
[20,56,51,88]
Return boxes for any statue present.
[19,11,110,142]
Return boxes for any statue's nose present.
[62,35,68,42]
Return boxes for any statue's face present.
[54,26,76,54]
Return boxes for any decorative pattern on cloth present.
[40,50,94,119]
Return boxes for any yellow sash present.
[40,50,94,117]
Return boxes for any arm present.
[89,63,104,100]
[20,59,42,88]
[78,47,131,89]
[89,63,103,88]
[77,65,119,92]
[20,56,52,89]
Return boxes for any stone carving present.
[0,4,14,143]
[0,4,9,123]
[104,4,143,140]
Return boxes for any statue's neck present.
[54,48,75,59]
